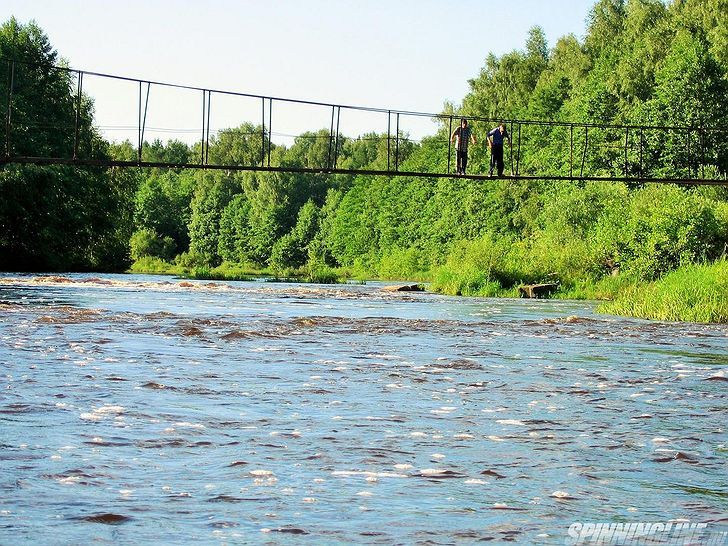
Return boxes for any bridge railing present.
[2,58,727,184]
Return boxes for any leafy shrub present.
[130,228,175,261]
[376,247,429,281]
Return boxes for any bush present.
[270,233,305,272]
[594,185,727,280]
[376,247,429,281]
[130,228,175,261]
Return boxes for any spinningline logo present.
[565,521,727,545]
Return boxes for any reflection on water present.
[0,274,726,544]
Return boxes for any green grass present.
[131,254,728,324]
[130,258,344,284]
[598,260,728,323]
[430,265,509,297]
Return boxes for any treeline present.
[1,1,728,321]
[127,0,728,292]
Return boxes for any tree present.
[188,172,239,266]
[0,18,133,271]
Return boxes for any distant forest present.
[1,1,727,307]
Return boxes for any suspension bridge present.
[2,59,727,185]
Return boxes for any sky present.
[3,1,595,145]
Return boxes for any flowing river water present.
[0,274,726,544]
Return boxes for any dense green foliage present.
[0,18,134,270]
[2,2,728,322]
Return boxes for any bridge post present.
[205,90,211,166]
[267,98,272,167]
[639,128,644,178]
[200,89,206,165]
[516,123,521,176]
[569,124,573,178]
[624,127,629,178]
[387,110,391,172]
[447,115,452,174]
[686,128,691,179]
[700,128,705,179]
[509,120,514,176]
[5,60,14,160]
[138,81,144,164]
[260,97,265,167]
[580,126,589,178]
[395,113,400,172]
[73,71,83,160]
[327,105,335,169]
[333,106,341,169]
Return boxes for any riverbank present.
[129,257,728,324]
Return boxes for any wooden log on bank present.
[519,283,558,298]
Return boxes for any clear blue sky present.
[3,1,595,143]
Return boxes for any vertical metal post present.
[386,110,391,172]
[624,127,629,178]
[200,89,206,165]
[580,126,589,178]
[4,60,13,158]
[205,91,212,165]
[446,115,452,174]
[73,71,83,160]
[333,106,341,169]
[327,105,335,169]
[260,97,265,167]
[700,128,705,179]
[639,128,643,179]
[140,83,150,161]
[509,121,515,176]
[138,81,144,163]
[516,123,522,176]
[569,125,574,178]
[686,128,691,179]
[395,113,400,172]
[267,98,272,167]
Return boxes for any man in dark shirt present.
[487,122,511,177]
[451,118,476,175]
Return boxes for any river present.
[0,274,726,544]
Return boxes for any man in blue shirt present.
[450,118,476,175]
[487,122,511,177]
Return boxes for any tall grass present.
[599,260,728,323]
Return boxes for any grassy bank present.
[598,260,728,323]
[131,256,728,324]
[129,257,341,283]
[429,259,728,324]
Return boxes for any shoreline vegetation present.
[129,256,728,324]
[3,1,728,324]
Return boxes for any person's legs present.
[462,151,468,175]
[489,149,495,176]
[456,151,463,174]
[495,145,504,176]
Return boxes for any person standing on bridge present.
[487,122,511,177]
[451,118,476,175]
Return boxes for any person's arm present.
[471,132,477,145]
[450,128,458,142]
